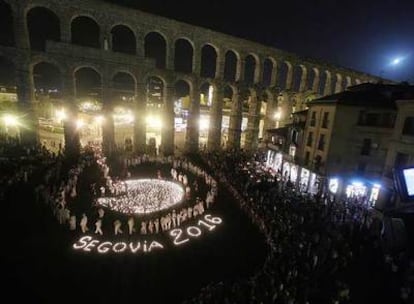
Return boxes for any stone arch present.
[200,44,217,78]
[111,24,136,55]
[198,81,213,145]
[277,61,289,90]
[27,7,60,51]
[277,61,293,90]
[307,67,319,92]
[0,1,14,46]
[244,54,257,85]
[240,87,254,113]
[174,38,193,74]
[223,85,234,99]
[199,81,213,107]
[33,62,63,94]
[146,75,165,105]
[293,65,307,92]
[112,72,136,102]
[174,79,191,115]
[343,76,352,89]
[144,32,167,69]
[223,50,238,82]
[259,90,272,137]
[30,55,63,71]
[262,58,274,87]
[174,79,191,98]
[223,85,234,110]
[74,67,102,99]
[71,16,100,49]
[259,90,270,114]
[318,70,329,96]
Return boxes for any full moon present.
[392,57,402,65]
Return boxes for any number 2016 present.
[169,214,223,246]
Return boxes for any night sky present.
[105,0,414,83]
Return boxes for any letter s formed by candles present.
[73,236,93,250]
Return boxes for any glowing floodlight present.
[274,111,281,120]
[199,117,210,131]
[3,114,18,127]
[146,115,162,129]
[55,109,67,123]
[76,119,85,129]
[95,115,104,125]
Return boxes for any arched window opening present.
[28,7,60,51]
[0,1,14,46]
[244,55,256,85]
[71,16,100,48]
[174,39,193,74]
[200,45,217,78]
[111,25,136,55]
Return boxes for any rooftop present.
[309,83,414,109]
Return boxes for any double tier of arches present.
[0,0,376,155]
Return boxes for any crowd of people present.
[3,136,412,303]
[1,139,61,204]
[36,145,220,238]
[183,149,414,304]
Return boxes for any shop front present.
[328,176,384,207]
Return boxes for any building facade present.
[266,84,414,209]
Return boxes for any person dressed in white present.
[127,217,135,235]
[95,219,103,235]
[148,220,154,234]
[114,219,123,235]
[172,210,177,228]
[80,213,89,233]
[198,200,205,214]
[154,218,160,233]
[98,208,105,219]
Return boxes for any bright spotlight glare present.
[55,109,66,122]
[199,117,210,131]
[274,111,281,120]
[113,111,134,125]
[125,113,134,123]
[3,114,18,127]
[76,119,84,129]
[146,115,162,129]
[95,115,104,124]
